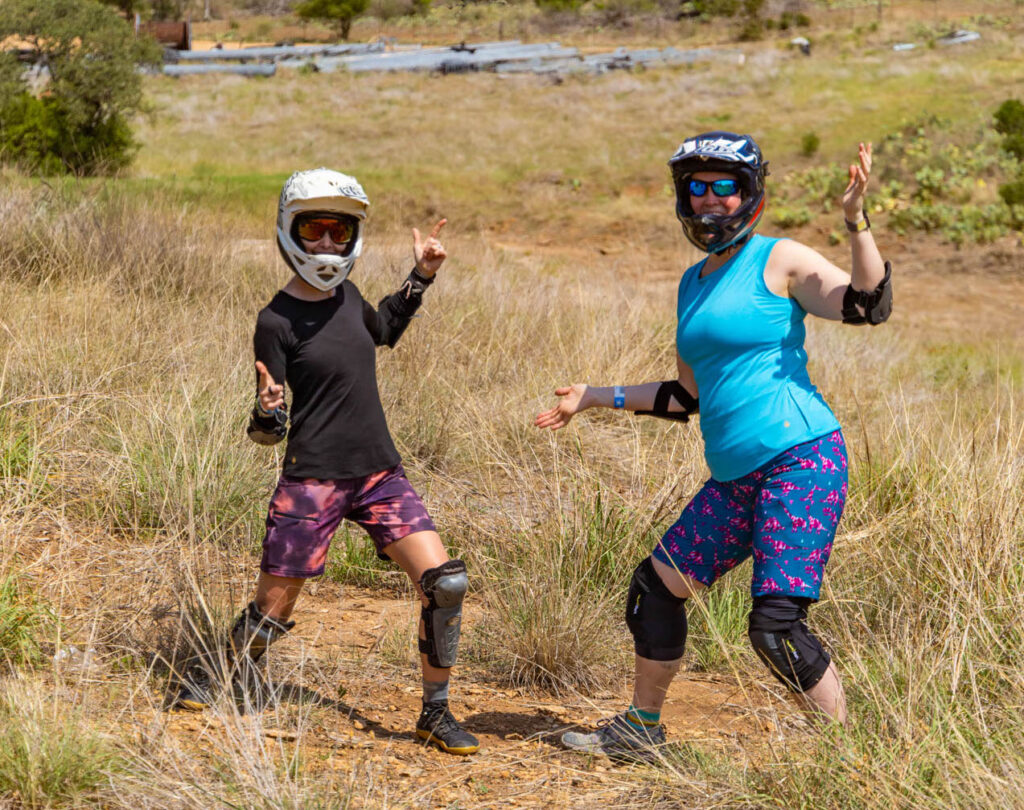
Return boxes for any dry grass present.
[1,13,1023,807]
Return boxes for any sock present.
[422,679,450,705]
[624,704,660,731]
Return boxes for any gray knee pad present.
[418,559,467,668]
[230,601,295,665]
[625,557,688,661]
[748,596,830,692]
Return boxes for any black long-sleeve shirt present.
[249,271,431,479]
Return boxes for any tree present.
[0,0,160,175]
[295,0,371,41]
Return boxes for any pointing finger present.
[429,218,447,239]
[255,360,275,388]
[412,227,422,252]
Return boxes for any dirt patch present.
[151,582,778,808]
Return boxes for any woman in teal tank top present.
[535,131,893,760]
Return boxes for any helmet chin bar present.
[276,236,358,292]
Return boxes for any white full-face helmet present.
[276,168,370,291]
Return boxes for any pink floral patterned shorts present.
[260,464,436,578]
[652,431,848,600]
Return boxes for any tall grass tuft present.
[0,575,53,669]
[0,685,119,809]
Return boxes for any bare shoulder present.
[768,238,839,279]
[769,238,824,268]
[763,238,807,296]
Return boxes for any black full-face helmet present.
[668,131,769,254]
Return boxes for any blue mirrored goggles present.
[688,178,740,198]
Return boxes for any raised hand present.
[255,361,284,414]
[842,141,872,221]
[413,218,448,278]
[534,384,589,431]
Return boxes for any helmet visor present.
[294,213,357,245]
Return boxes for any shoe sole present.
[416,728,479,755]
[174,697,210,712]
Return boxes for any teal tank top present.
[676,234,840,481]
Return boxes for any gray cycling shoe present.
[561,712,666,762]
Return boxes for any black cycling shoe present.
[415,700,479,755]
[171,667,215,711]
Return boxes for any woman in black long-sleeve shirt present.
[176,168,478,756]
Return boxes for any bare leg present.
[383,530,451,683]
[253,571,306,621]
[801,660,847,724]
[627,557,706,713]
[631,655,683,714]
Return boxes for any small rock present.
[353,720,366,730]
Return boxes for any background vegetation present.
[0,2,1021,807]
[0,0,160,175]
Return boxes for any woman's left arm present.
[365,218,447,347]
[780,143,891,323]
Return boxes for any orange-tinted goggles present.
[294,213,356,244]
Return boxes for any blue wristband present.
[613,386,625,409]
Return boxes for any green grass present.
[0,576,52,669]
[0,688,119,809]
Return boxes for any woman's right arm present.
[534,354,698,431]
[248,316,289,445]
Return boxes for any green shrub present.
[693,0,739,18]
[737,17,763,40]
[993,99,1024,138]
[998,179,1024,207]
[0,0,159,175]
[772,205,813,228]
[1001,133,1024,161]
[800,131,821,157]
[0,92,136,176]
[295,0,371,40]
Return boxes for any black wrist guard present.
[247,404,287,445]
[842,261,893,325]
[635,381,699,422]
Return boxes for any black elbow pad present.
[635,381,699,422]
[842,261,893,325]
[247,407,287,445]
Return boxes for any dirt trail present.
[160,583,778,808]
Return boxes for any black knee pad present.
[418,559,468,669]
[748,596,830,692]
[625,557,688,661]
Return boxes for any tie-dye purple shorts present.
[260,464,436,578]
[652,430,848,600]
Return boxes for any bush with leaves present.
[0,0,160,175]
[295,0,371,41]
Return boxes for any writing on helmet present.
[676,136,757,164]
